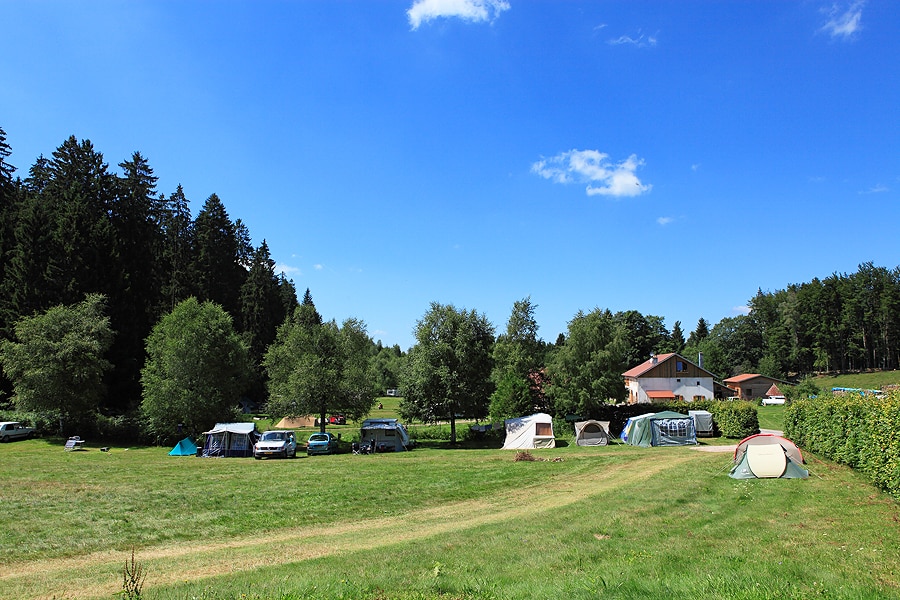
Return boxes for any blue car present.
[306,432,338,455]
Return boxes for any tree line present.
[2,128,897,442]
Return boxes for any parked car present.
[254,430,297,459]
[306,432,338,455]
[328,414,346,425]
[761,395,786,405]
[0,421,35,442]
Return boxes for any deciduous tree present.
[0,294,113,430]
[141,298,250,443]
[400,303,494,442]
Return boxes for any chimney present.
[698,352,704,368]
[650,353,657,365]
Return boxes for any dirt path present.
[1,451,702,599]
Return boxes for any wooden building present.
[622,353,716,404]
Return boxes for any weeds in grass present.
[121,546,146,600]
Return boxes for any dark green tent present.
[621,411,697,447]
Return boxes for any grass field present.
[807,370,900,392]
[2,418,900,600]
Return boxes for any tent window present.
[384,429,395,437]
[535,423,552,436]
[660,420,688,437]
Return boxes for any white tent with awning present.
[502,413,555,449]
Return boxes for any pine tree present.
[159,185,195,311]
[192,193,246,316]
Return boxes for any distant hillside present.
[810,371,900,392]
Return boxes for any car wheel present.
[254,455,261,460]
[1,435,8,443]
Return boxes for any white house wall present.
[630,377,715,404]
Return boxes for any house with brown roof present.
[622,353,716,404]
[723,374,790,400]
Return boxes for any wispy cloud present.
[276,263,301,277]
[531,149,652,198]
[820,1,865,39]
[313,264,324,270]
[607,30,657,48]
[734,305,751,316]
[407,0,510,30]
[859,184,889,194]
[657,216,674,226]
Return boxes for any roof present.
[723,373,764,384]
[646,390,676,399]
[622,352,715,379]
[765,383,783,396]
[622,353,677,378]
[204,422,257,435]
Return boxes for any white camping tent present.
[502,413,555,449]
[574,420,610,446]
[201,422,258,457]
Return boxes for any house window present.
[676,361,686,372]
[535,423,552,436]
[693,395,705,401]
[675,395,684,401]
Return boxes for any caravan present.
[359,419,413,452]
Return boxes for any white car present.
[254,430,297,459]
[761,395,786,405]
[0,421,35,442]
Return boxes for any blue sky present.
[2,0,897,350]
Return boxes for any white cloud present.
[313,264,324,270]
[859,184,889,194]
[607,30,657,48]
[532,149,651,198]
[691,163,700,172]
[275,263,301,276]
[820,1,864,39]
[657,216,674,226]
[733,305,751,316]
[407,0,510,30]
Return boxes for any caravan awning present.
[646,390,676,399]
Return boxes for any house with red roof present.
[622,352,716,404]
[723,374,790,400]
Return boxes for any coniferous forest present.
[2,128,900,434]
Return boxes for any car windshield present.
[262,432,286,441]
[309,434,329,442]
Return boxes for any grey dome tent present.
[729,433,808,479]
[574,420,610,446]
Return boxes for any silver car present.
[254,430,297,459]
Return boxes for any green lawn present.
[2,431,899,599]
[807,370,900,392]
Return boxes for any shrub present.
[706,401,759,439]
[786,391,900,499]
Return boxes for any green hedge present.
[785,392,900,499]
